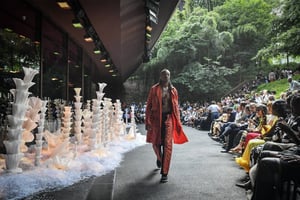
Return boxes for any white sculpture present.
[73,88,83,145]
[82,108,93,146]
[113,99,126,138]
[4,67,38,173]
[22,97,42,153]
[102,97,113,145]
[35,100,47,166]
[1,77,140,175]
[90,99,100,149]
[126,105,139,140]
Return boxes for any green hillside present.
[256,74,300,99]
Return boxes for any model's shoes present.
[220,150,228,153]
[240,175,250,182]
[219,135,225,141]
[211,136,219,141]
[230,144,243,152]
[235,180,252,190]
[229,146,242,154]
[156,160,162,168]
[160,174,168,183]
[222,144,226,148]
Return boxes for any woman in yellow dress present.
[235,100,289,172]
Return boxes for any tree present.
[265,0,300,57]
[215,0,274,80]
[129,0,276,102]
[172,57,239,101]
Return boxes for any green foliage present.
[131,0,296,103]
[172,58,239,100]
[216,31,234,52]
[256,74,300,99]
[217,0,273,48]
[0,30,40,72]
[256,0,300,59]
[196,0,227,11]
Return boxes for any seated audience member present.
[218,102,248,138]
[236,94,300,198]
[217,106,239,136]
[234,100,288,172]
[249,94,294,167]
[211,107,236,138]
[194,108,210,130]
[207,101,222,129]
[230,104,267,150]
[200,111,213,130]
[219,103,254,153]
[223,103,258,153]
[287,76,300,92]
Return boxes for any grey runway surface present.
[112,125,247,200]
[25,125,248,200]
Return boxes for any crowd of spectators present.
[1,61,298,199]
[121,102,146,124]
[227,68,295,101]
[178,68,300,199]
[121,68,300,199]
[0,65,297,199]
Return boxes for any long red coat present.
[145,83,188,145]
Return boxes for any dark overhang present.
[22,0,179,84]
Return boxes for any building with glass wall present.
[1,0,101,103]
[0,0,179,103]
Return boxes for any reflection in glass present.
[0,29,40,98]
[41,19,66,100]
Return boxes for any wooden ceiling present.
[27,0,180,84]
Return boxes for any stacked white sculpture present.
[102,97,113,145]
[1,75,138,174]
[112,99,126,139]
[4,67,38,173]
[21,97,39,153]
[126,105,139,139]
[45,98,54,132]
[61,106,72,142]
[73,88,83,144]
[54,99,62,132]
[101,98,108,146]
[35,100,47,166]
[82,108,93,146]
[97,83,107,145]
[90,99,101,149]
[86,100,91,111]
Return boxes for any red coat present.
[145,83,188,145]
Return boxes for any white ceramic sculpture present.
[126,105,139,140]
[61,106,72,141]
[112,99,125,139]
[90,99,100,149]
[82,108,93,145]
[22,97,43,153]
[4,67,38,173]
[98,83,107,94]
[53,99,63,132]
[35,100,47,166]
[73,88,83,144]
[1,76,139,173]
[86,100,91,111]
[88,83,107,150]
[102,97,113,145]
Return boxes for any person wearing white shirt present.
[288,76,300,92]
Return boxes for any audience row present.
[179,73,300,199]
[204,92,300,199]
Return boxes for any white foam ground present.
[0,134,146,200]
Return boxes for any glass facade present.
[0,0,96,102]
